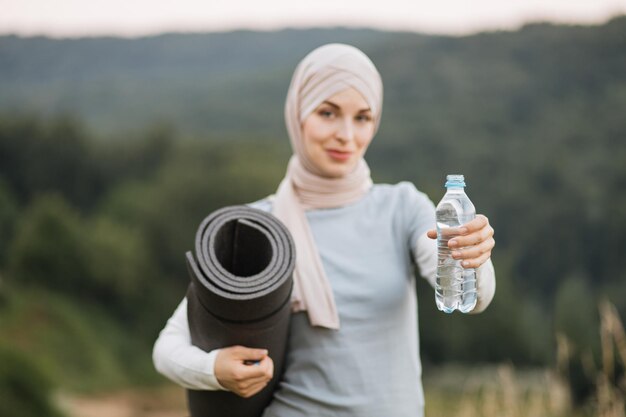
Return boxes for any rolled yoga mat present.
[185,205,295,417]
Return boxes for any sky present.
[1,0,626,38]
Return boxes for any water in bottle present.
[435,174,477,313]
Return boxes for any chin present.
[320,162,356,178]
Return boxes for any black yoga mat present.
[185,205,295,417]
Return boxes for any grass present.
[10,296,625,417]
[425,300,626,417]
[424,364,572,417]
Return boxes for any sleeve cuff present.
[470,258,496,314]
[204,349,227,390]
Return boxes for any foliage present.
[0,115,100,209]
[7,194,89,292]
[0,18,625,411]
[0,343,65,417]
[0,179,17,267]
[0,288,157,392]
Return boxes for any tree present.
[0,178,17,267]
[7,194,89,294]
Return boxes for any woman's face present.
[301,88,375,178]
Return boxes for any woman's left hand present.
[426,214,495,269]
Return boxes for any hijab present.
[272,43,383,329]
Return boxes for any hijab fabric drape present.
[272,44,383,329]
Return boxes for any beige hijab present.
[272,44,383,329]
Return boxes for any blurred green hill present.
[1,17,626,414]
[0,28,395,137]
[1,16,624,140]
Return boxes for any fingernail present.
[449,240,458,247]
[452,251,461,258]
[462,261,470,267]
[459,228,468,234]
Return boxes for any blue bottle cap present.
[445,174,465,187]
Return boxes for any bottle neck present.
[446,186,465,193]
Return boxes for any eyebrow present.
[321,100,371,113]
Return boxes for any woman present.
[153,43,496,416]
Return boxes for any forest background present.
[1,16,625,416]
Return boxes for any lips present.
[326,149,353,162]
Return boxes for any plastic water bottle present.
[435,174,477,313]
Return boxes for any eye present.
[317,109,336,119]
[356,113,373,123]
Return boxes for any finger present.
[236,374,272,391]
[254,356,274,381]
[426,229,437,240]
[252,356,273,383]
[239,379,270,398]
[449,224,493,248]
[234,361,272,395]
[458,214,489,234]
[460,251,491,269]
[451,237,495,261]
[243,354,274,377]
[267,357,274,380]
[234,362,270,380]
[230,346,268,362]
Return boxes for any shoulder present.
[365,182,435,244]
[247,196,274,213]
[370,181,433,209]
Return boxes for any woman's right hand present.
[214,346,274,398]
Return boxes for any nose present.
[336,118,355,144]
